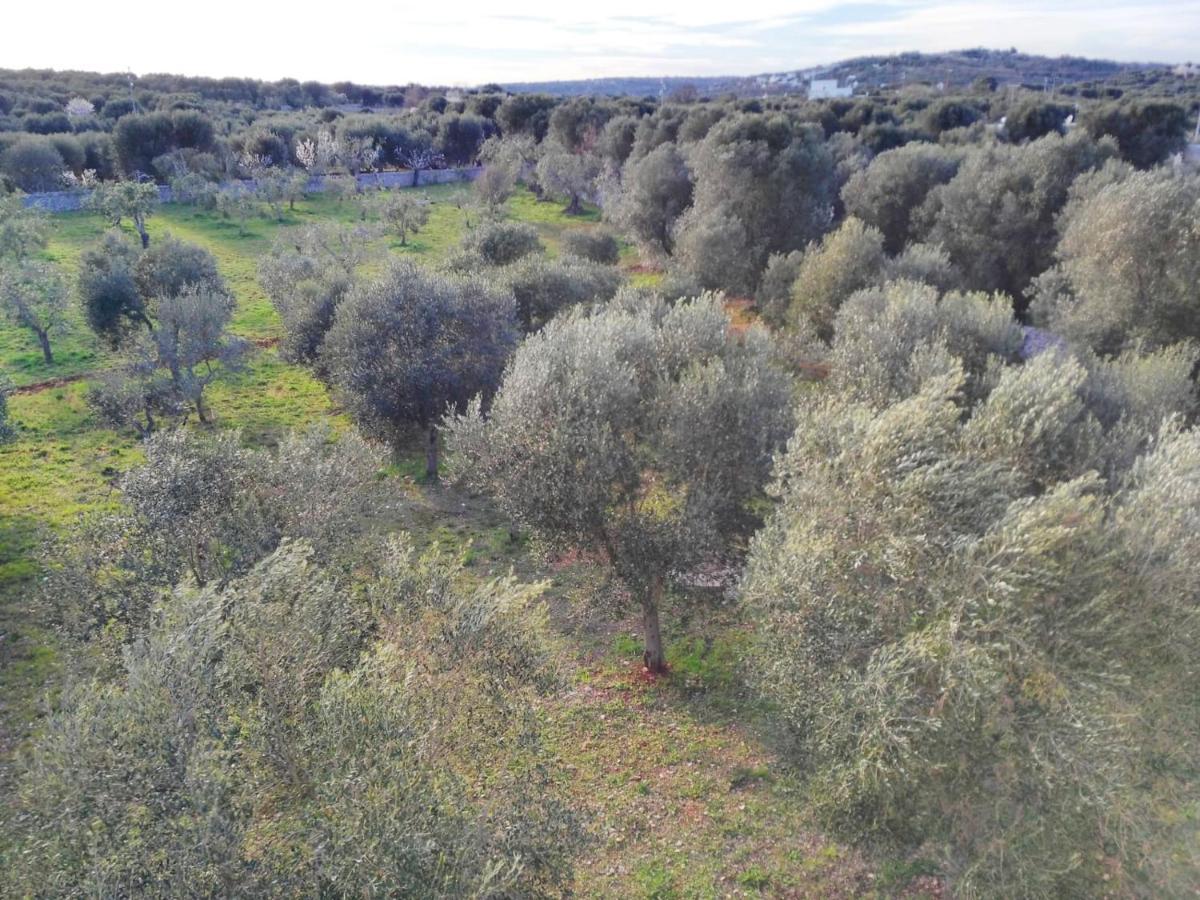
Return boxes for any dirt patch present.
[9,338,279,396]
[10,373,92,396]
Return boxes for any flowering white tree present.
[65,97,95,119]
[61,169,99,191]
[296,130,338,175]
[238,151,273,178]
[401,147,444,186]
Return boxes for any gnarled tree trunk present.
[425,424,439,480]
[641,574,667,673]
[36,329,53,364]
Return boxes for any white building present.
[809,78,853,99]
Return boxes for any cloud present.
[1,0,1190,85]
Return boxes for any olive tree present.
[9,536,577,897]
[89,285,248,429]
[78,233,227,345]
[754,250,804,326]
[498,254,622,332]
[460,219,542,266]
[0,377,14,443]
[0,137,65,192]
[671,114,836,294]
[134,233,227,302]
[1079,99,1189,169]
[376,191,430,246]
[607,142,693,257]
[840,142,962,254]
[253,166,291,221]
[87,179,158,248]
[828,280,1024,407]
[1030,167,1200,355]
[0,193,49,260]
[0,259,69,363]
[561,228,620,265]
[788,218,886,338]
[742,349,1200,896]
[918,131,1115,302]
[258,223,371,367]
[535,142,600,215]
[285,171,310,210]
[320,261,519,478]
[77,232,147,342]
[446,295,794,672]
[472,140,521,216]
[216,188,257,237]
[43,425,387,642]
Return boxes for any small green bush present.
[461,219,542,265]
[561,227,619,264]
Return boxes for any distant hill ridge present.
[500,48,1167,97]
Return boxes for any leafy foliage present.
[919,131,1116,302]
[88,284,248,429]
[743,348,1200,896]
[258,223,370,368]
[447,294,794,670]
[561,227,619,264]
[498,253,622,332]
[0,258,69,363]
[461,219,543,266]
[1030,167,1200,355]
[86,179,159,247]
[320,260,519,474]
[672,114,836,294]
[375,190,431,245]
[45,425,386,640]
[788,218,886,339]
[9,536,578,897]
[607,142,693,257]
[840,142,962,254]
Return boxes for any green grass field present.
[0,185,909,897]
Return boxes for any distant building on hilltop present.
[809,78,853,99]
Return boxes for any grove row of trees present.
[3,98,1200,898]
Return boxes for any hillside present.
[502,47,1167,97]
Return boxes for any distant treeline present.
[0,58,1195,196]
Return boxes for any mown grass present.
[0,184,602,752]
[0,184,911,896]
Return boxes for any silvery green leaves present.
[447,293,793,671]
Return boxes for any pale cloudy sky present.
[5,0,1196,85]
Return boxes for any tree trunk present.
[425,425,439,480]
[136,219,150,248]
[36,329,53,364]
[412,168,421,187]
[565,194,583,215]
[195,393,210,424]
[641,576,667,674]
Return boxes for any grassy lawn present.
[0,185,911,897]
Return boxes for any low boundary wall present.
[22,166,483,212]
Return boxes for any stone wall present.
[22,166,483,212]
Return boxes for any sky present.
[4,0,1196,86]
